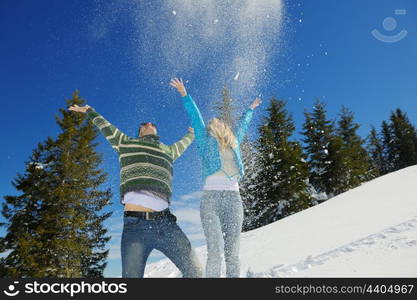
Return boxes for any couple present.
[69,79,261,278]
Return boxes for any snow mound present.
[145,165,417,277]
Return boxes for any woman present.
[170,78,261,277]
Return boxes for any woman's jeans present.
[200,190,244,277]
[121,211,202,278]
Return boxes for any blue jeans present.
[200,190,244,277]
[121,211,202,278]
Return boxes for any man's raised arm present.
[169,127,195,161]
[69,104,129,152]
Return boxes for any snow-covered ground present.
[145,165,417,277]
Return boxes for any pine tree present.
[213,86,236,127]
[54,91,112,277]
[388,108,417,170]
[0,91,112,277]
[334,106,375,193]
[0,139,57,277]
[320,135,347,196]
[251,99,311,229]
[381,120,396,173]
[378,109,417,174]
[240,139,261,232]
[301,99,335,199]
[367,126,385,176]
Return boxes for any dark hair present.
[140,122,157,127]
[138,122,157,136]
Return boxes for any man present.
[69,104,202,278]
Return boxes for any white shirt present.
[122,191,169,211]
[203,174,240,191]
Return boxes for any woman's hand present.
[169,78,187,97]
[69,104,90,113]
[249,97,261,110]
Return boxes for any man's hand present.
[249,97,261,110]
[188,127,194,134]
[69,104,90,113]
[170,78,187,97]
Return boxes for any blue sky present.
[1,0,416,277]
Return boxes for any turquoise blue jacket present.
[181,94,254,180]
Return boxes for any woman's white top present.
[122,190,169,211]
[203,147,240,191]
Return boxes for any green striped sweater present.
[86,107,195,204]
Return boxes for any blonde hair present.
[207,118,237,150]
